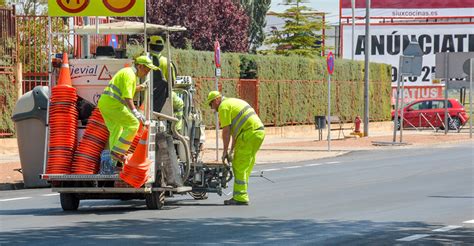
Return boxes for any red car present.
[391,98,469,130]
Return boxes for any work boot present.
[224,198,249,206]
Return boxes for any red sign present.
[214,40,221,68]
[326,51,335,75]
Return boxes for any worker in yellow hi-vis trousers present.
[172,91,184,133]
[98,56,158,165]
[207,91,265,206]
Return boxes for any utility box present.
[11,86,50,188]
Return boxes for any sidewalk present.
[1,122,472,190]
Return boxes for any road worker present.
[149,35,177,112]
[207,91,265,205]
[172,91,184,133]
[98,56,158,164]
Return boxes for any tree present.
[263,0,324,57]
[16,0,47,15]
[146,0,249,52]
[237,0,271,53]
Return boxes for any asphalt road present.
[0,143,473,245]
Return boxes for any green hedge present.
[168,49,392,127]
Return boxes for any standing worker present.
[207,91,265,205]
[98,56,158,164]
[172,91,184,133]
[149,35,176,112]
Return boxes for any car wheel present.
[448,117,461,130]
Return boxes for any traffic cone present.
[119,128,151,188]
[57,52,72,87]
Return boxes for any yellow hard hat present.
[206,91,221,106]
[135,55,159,70]
[149,35,164,45]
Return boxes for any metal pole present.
[392,57,403,142]
[83,17,90,58]
[327,74,331,152]
[470,58,473,138]
[400,75,406,143]
[363,0,370,136]
[215,75,219,161]
[444,53,449,135]
[351,0,355,61]
[43,16,53,175]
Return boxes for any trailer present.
[40,20,232,211]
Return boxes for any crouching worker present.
[98,56,158,168]
[207,91,265,205]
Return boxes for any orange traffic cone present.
[57,52,72,87]
[119,128,151,188]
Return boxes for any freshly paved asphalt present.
[0,142,472,245]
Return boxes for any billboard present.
[48,0,145,17]
[340,0,474,19]
[341,23,474,86]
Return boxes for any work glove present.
[222,150,233,163]
[140,80,149,90]
[132,109,146,125]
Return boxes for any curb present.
[0,182,25,191]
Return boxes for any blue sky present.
[270,0,340,24]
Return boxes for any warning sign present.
[49,0,144,17]
[98,65,112,80]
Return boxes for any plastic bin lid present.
[12,86,49,123]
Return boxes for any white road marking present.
[41,193,59,197]
[325,161,340,164]
[396,234,430,241]
[462,220,474,224]
[432,225,462,232]
[261,168,281,172]
[305,163,322,167]
[0,197,32,202]
[283,166,302,169]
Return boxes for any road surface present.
[0,143,473,245]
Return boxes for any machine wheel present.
[145,191,165,210]
[60,193,80,211]
[448,117,461,130]
[189,191,208,200]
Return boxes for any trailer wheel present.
[60,193,80,211]
[189,191,208,200]
[145,191,164,210]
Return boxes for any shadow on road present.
[1,217,473,245]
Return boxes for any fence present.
[0,7,16,137]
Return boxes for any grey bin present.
[11,86,50,188]
[314,116,326,129]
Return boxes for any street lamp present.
[363,0,370,136]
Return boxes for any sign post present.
[214,40,221,161]
[326,52,335,152]
[392,42,423,143]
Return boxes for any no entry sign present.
[327,51,335,75]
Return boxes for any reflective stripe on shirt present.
[230,105,255,139]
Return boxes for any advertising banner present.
[340,0,474,18]
[391,85,444,105]
[49,0,145,17]
[342,23,474,85]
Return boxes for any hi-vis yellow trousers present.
[232,129,265,203]
[98,95,139,158]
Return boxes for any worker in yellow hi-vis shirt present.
[207,91,265,206]
[98,56,158,164]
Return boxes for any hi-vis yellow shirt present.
[218,97,263,138]
[102,67,137,105]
